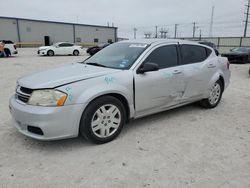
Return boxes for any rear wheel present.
[200,80,223,108]
[73,50,79,56]
[47,50,54,56]
[80,96,126,144]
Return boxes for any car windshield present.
[232,48,250,53]
[84,42,149,70]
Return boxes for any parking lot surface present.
[0,48,250,188]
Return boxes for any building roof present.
[0,16,117,29]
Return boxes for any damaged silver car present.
[9,39,231,144]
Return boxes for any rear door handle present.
[208,63,216,68]
[173,70,182,74]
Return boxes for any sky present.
[0,0,247,39]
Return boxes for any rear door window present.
[180,45,207,65]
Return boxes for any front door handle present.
[173,70,182,74]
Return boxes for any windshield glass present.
[84,42,148,69]
[232,48,250,53]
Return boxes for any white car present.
[37,42,84,56]
[0,40,18,56]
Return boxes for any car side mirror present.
[137,62,159,74]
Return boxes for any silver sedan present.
[9,39,231,144]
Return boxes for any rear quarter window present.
[181,44,208,65]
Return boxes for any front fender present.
[77,83,134,118]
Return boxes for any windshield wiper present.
[85,62,107,67]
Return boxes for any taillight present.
[227,61,230,69]
[14,44,16,49]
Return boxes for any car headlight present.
[28,90,67,107]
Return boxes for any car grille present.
[15,86,33,104]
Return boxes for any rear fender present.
[206,71,224,97]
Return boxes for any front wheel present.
[47,50,54,56]
[200,80,223,108]
[73,50,79,56]
[80,96,126,144]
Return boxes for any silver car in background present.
[9,39,231,144]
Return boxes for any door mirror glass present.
[137,62,159,74]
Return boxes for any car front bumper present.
[37,50,47,55]
[9,95,84,141]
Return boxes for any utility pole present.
[209,6,215,37]
[244,0,250,37]
[155,26,158,38]
[174,24,178,38]
[133,28,137,39]
[192,22,196,38]
[192,22,198,38]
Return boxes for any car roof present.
[118,38,201,46]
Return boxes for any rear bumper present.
[9,95,84,141]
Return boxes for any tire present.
[73,50,79,56]
[200,80,223,108]
[47,50,54,56]
[80,96,126,144]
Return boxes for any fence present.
[180,37,250,53]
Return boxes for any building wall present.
[75,25,115,43]
[18,20,74,44]
[0,17,117,46]
[0,18,19,42]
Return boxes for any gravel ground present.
[0,48,250,188]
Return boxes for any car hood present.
[222,51,248,56]
[17,63,121,89]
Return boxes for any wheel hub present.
[91,104,121,138]
[209,82,221,105]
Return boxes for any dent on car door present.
[180,44,216,101]
[134,44,186,116]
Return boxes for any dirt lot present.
[0,48,249,188]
